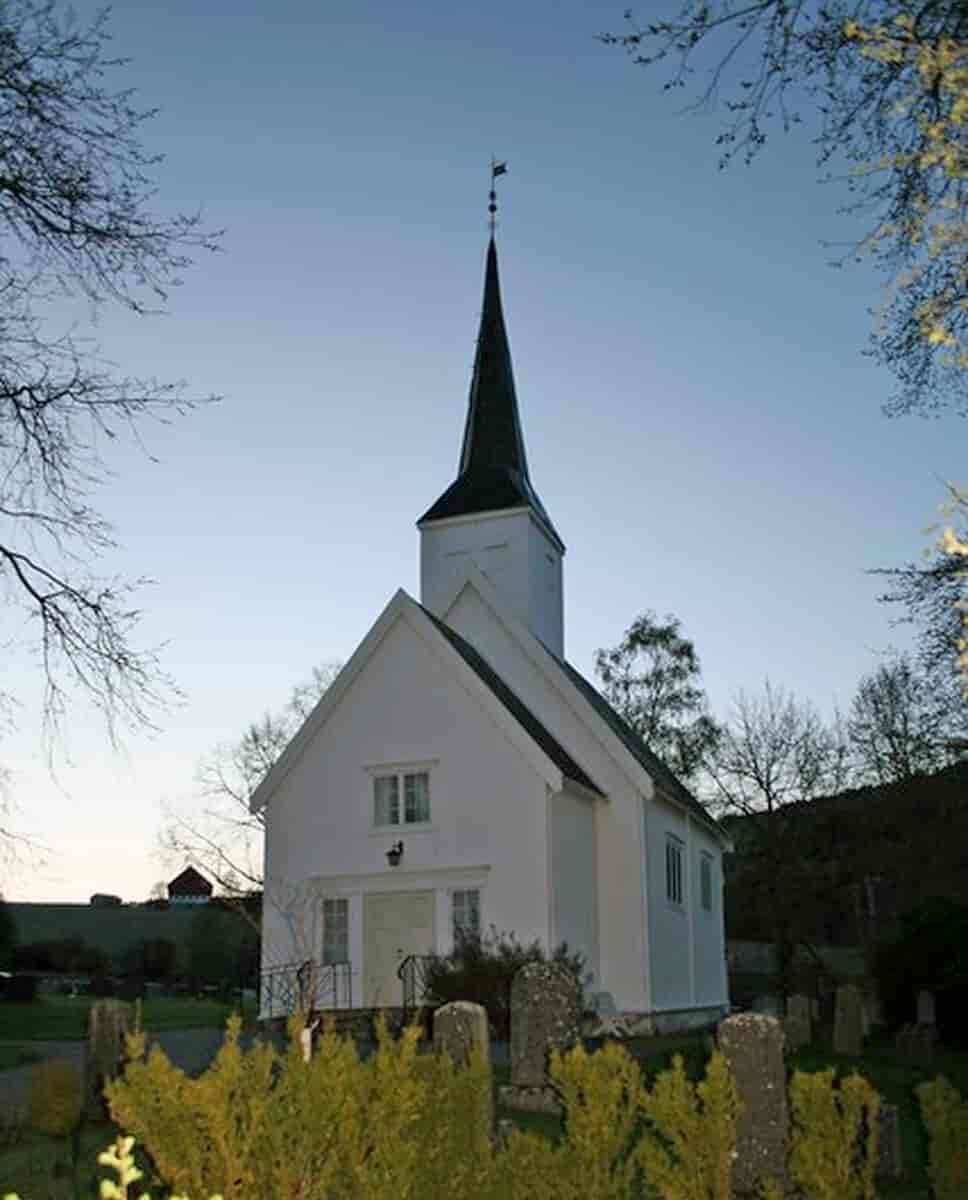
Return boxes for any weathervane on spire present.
[489,159,507,235]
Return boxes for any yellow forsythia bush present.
[26,1058,82,1137]
[918,1076,968,1200]
[788,1068,880,1200]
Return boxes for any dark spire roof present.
[418,239,562,546]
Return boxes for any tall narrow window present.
[404,771,430,823]
[700,852,713,912]
[322,898,349,964]
[373,775,400,826]
[666,836,684,907]
[452,889,480,944]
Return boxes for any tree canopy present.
[602,0,966,417]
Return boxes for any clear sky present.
[2,0,962,903]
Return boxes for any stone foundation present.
[497,1084,562,1116]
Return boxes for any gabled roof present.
[419,239,562,548]
[168,865,212,895]
[249,589,604,814]
[423,608,604,797]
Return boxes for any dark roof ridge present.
[420,605,603,797]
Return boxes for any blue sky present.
[2,0,962,903]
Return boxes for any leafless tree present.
[163,663,340,898]
[847,653,966,784]
[707,682,853,996]
[1,0,221,783]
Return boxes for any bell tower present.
[417,234,565,657]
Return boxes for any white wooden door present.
[363,891,435,1007]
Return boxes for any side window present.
[665,835,684,907]
[322,898,349,964]
[452,888,480,945]
[373,775,400,826]
[700,852,713,912]
[404,771,430,823]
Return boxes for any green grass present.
[0,1118,158,1200]
[0,1044,41,1071]
[0,994,257,1042]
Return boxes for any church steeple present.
[419,238,561,546]
[418,233,566,658]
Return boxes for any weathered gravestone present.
[499,962,580,1114]
[86,998,135,1115]
[877,1102,903,1182]
[833,984,864,1056]
[717,1013,788,1196]
[784,994,812,1053]
[434,1000,491,1067]
[434,1001,493,1132]
[917,990,936,1027]
[895,1023,936,1067]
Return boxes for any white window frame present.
[369,765,433,828]
[451,888,481,945]
[666,834,684,908]
[700,852,714,913]
[321,897,349,964]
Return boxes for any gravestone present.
[499,962,580,1115]
[877,1103,903,1181]
[783,994,812,1052]
[86,998,135,1115]
[434,1000,491,1067]
[752,993,781,1018]
[895,1023,936,1067]
[717,1013,788,1195]
[916,990,936,1026]
[833,984,864,1055]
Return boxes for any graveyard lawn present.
[0,995,256,1043]
[0,1118,150,1200]
[496,1032,968,1200]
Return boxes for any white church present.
[252,230,730,1033]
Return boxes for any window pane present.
[666,838,683,906]
[453,888,480,943]
[373,775,399,825]
[404,772,430,823]
[322,898,348,963]
[701,855,713,911]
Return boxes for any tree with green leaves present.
[602,1,966,417]
[1,0,221,783]
[594,610,721,784]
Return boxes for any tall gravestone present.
[86,998,135,1115]
[433,1001,493,1133]
[499,962,580,1114]
[916,990,936,1027]
[717,1013,789,1196]
[784,994,812,1052]
[833,984,864,1056]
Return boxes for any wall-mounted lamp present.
[386,841,404,868]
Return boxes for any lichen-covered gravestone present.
[86,998,135,1115]
[499,962,580,1114]
[833,984,864,1055]
[877,1103,903,1181]
[717,1013,789,1196]
[783,994,812,1052]
[433,1000,491,1067]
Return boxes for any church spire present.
[418,236,561,547]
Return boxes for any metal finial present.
[489,159,507,234]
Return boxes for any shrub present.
[788,1068,880,1200]
[423,926,586,1039]
[918,1076,968,1200]
[27,1059,82,1137]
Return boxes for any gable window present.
[452,888,480,945]
[322,898,349,964]
[665,835,684,907]
[700,852,714,912]
[373,770,430,826]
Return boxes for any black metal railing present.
[260,960,352,1016]
[397,954,434,1023]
